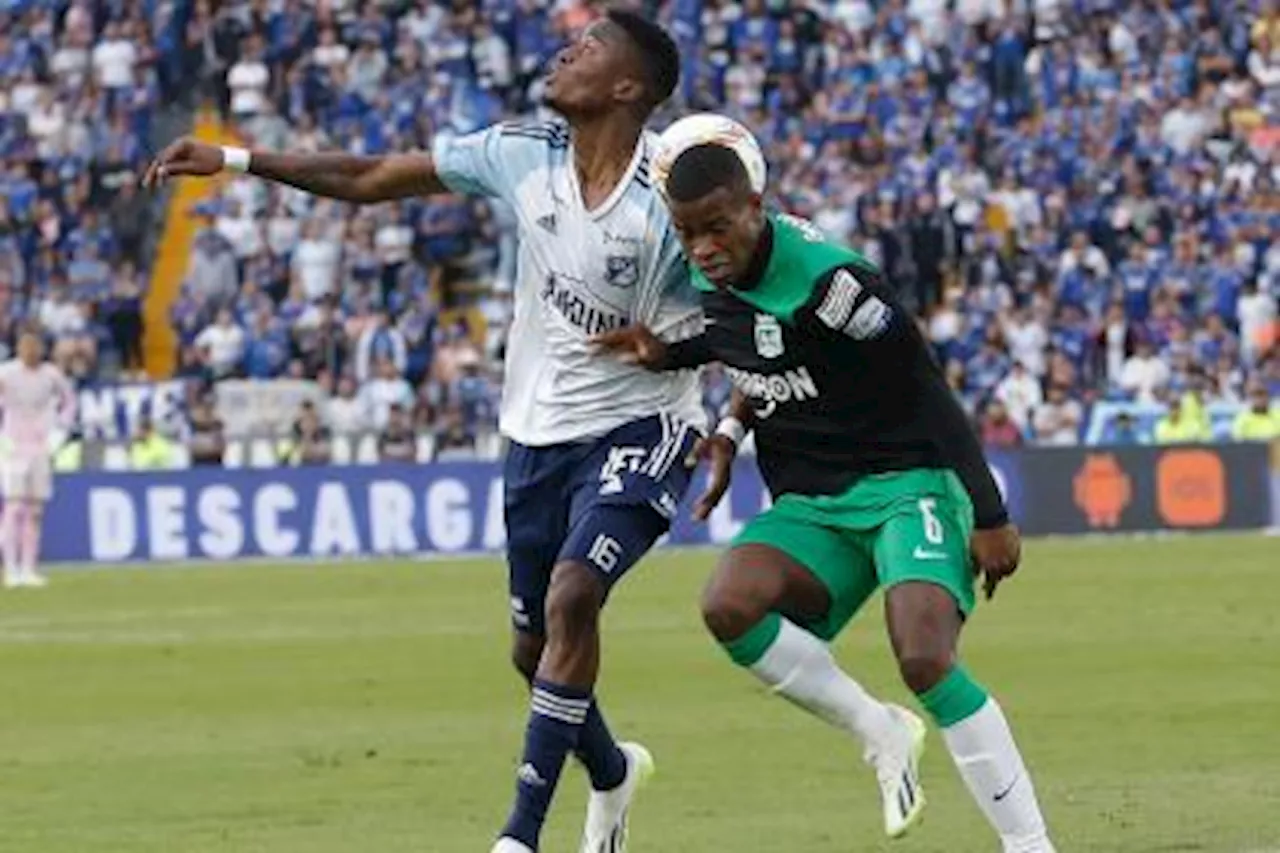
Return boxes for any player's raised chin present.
[664,144,767,291]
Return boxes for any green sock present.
[916,665,989,728]
[718,612,782,667]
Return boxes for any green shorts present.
[733,468,977,641]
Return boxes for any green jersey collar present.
[732,216,776,292]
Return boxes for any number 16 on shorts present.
[587,534,624,573]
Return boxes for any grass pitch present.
[0,536,1277,853]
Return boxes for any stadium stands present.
[0,0,1276,462]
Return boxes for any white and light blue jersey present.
[432,121,705,446]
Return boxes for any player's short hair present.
[606,8,680,108]
[665,143,752,203]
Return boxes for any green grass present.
[1,536,1278,852]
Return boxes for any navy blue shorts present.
[504,413,700,634]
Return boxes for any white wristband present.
[714,416,747,448]
[221,146,251,174]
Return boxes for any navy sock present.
[500,680,590,847]
[575,700,627,791]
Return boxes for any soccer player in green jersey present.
[595,142,1057,852]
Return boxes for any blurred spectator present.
[227,35,270,119]
[196,308,246,378]
[433,404,477,461]
[93,22,138,90]
[295,297,349,380]
[1120,340,1171,404]
[1154,395,1212,444]
[216,198,264,261]
[1032,384,1083,446]
[242,307,289,379]
[355,310,407,383]
[1105,412,1145,446]
[431,321,483,387]
[378,403,417,462]
[1239,280,1278,365]
[1096,304,1140,389]
[188,396,227,466]
[101,265,145,378]
[109,178,154,267]
[363,357,413,430]
[38,287,84,344]
[375,204,414,300]
[1231,383,1280,441]
[326,375,370,435]
[283,401,333,465]
[905,192,953,311]
[130,415,177,470]
[993,361,1041,433]
[292,219,341,302]
[978,400,1023,448]
[186,224,240,306]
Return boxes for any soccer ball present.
[652,113,768,197]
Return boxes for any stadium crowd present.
[0,0,1277,458]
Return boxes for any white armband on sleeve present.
[714,416,747,448]
[221,146,251,174]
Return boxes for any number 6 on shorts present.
[918,498,944,545]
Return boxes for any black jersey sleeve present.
[931,393,1010,529]
[797,263,1009,529]
[657,334,714,371]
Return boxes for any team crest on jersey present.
[754,313,785,359]
[605,255,639,288]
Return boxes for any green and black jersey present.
[664,213,1007,529]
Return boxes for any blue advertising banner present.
[34,446,1272,564]
[40,458,1024,565]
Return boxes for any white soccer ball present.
[652,113,768,197]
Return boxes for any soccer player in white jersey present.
[0,330,76,589]
[146,11,713,853]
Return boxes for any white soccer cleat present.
[579,741,655,853]
[2,572,22,589]
[20,572,47,589]
[867,704,928,839]
[490,837,533,853]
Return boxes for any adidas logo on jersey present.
[536,213,557,234]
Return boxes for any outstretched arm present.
[143,138,447,203]
[591,325,714,371]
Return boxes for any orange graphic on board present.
[1073,453,1132,528]
[1156,449,1226,527]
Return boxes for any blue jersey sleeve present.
[430,122,565,202]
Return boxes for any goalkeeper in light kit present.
[0,330,76,589]
[596,139,1056,852]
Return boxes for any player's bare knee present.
[543,560,605,641]
[700,579,769,642]
[701,547,785,642]
[896,649,953,694]
[510,632,544,684]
